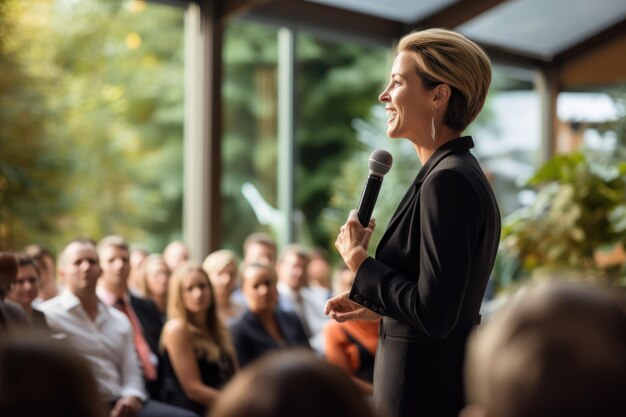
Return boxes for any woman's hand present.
[336,210,375,273]
[324,291,381,322]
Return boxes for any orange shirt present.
[324,319,379,374]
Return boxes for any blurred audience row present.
[0,233,377,417]
[1,234,625,417]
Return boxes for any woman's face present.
[9,264,40,308]
[242,266,277,314]
[211,261,237,293]
[379,51,434,142]
[181,270,212,314]
[146,260,170,297]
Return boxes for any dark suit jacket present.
[129,294,164,399]
[230,309,310,368]
[350,136,501,417]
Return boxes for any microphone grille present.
[368,149,393,177]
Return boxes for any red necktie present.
[115,298,158,381]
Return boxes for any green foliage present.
[501,152,626,283]
[1,0,185,253]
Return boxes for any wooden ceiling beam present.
[220,0,281,20]
[235,0,405,46]
[553,16,626,67]
[413,0,509,29]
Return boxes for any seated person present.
[0,252,29,333]
[209,349,377,417]
[39,238,198,417]
[462,281,626,417]
[324,265,378,395]
[160,262,236,416]
[202,250,245,325]
[139,254,171,321]
[230,262,309,368]
[8,254,49,330]
[96,235,164,401]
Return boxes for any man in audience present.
[24,244,59,303]
[96,235,164,400]
[462,281,626,417]
[38,238,198,417]
[242,233,277,266]
[306,247,332,298]
[275,244,328,353]
[163,241,189,272]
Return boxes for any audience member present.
[140,254,171,319]
[462,281,626,417]
[8,253,49,331]
[163,241,189,271]
[242,232,277,266]
[96,235,165,400]
[230,262,310,368]
[324,265,378,395]
[160,262,236,416]
[129,245,150,295]
[203,249,245,324]
[209,349,378,417]
[307,247,333,297]
[0,252,29,333]
[24,244,59,303]
[276,244,328,352]
[39,238,197,417]
[0,330,108,417]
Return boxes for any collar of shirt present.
[96,286,130,307]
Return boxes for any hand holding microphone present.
[335,149,393,272]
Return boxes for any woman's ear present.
[433,83,452,110]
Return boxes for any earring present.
[431,107,436,142]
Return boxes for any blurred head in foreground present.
[210,349,377,417]
[462,281,626,417]
[0,331,106,417]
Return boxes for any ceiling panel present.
[305,0,458,24]
[457,0,626,59]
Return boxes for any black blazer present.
[350,136,501,417]
[130,294,164,399]
[230,309,310,368]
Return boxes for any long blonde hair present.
[166,262,234,362]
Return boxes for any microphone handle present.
[357,175,383,227]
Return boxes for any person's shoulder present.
[1,300,29,322]
[37,295,63,314]
[162,318,192,339]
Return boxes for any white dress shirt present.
[277,282,329,353]
[38,289,147,402]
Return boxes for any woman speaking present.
[325,28,501,417]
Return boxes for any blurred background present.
[1,0,625,295]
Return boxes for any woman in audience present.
[0,252,29,333]
[202,250,245,324]
[160,262,236,416]
[140,254,171,319]
[324,265,378,395]
[7,254,49,331]
[229,262,310,368]
[210,349,377,417]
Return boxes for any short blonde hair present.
[139,254,170,297]
[397,28,491,132]
[202,250,238,278]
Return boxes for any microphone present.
[357,149,393,227]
